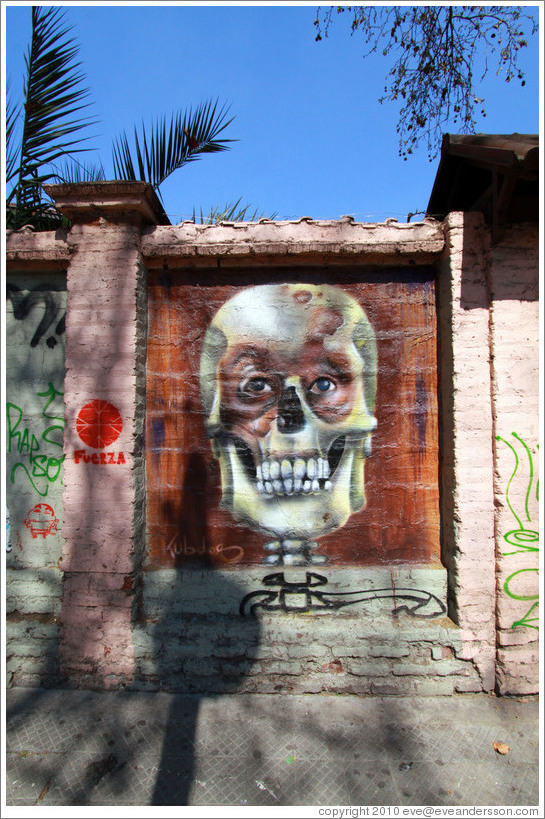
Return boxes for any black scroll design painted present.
[239,572,447,619]
[6,283,66,349]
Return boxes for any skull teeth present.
[256,456,332,497]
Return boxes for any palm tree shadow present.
[148,453,262,806]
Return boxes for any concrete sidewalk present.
[4,688,541,810]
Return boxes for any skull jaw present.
[215,438,367,542]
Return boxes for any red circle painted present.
[76,400,123,449]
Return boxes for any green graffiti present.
[496,433,539,630]
[38,382,65,448]
[503,568,539,601]
[511,602,539,631]
[6,382,65,497]
[496,433,538,555]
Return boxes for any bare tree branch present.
[314,6,537,160]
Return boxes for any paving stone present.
[4,689,540,808]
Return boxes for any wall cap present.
[141,216,445,267]
[6,228,70,269]
[43,181,170,226]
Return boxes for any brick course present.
[5,190,539,695]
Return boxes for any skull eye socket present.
[309,376,336,395]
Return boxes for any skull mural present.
[200,283,378,565]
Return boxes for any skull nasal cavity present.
[277,386,305,433]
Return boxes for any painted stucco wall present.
[489,224,540,695]
[59,221,146,689]
[6,270,66,687]
[4,193,540,696]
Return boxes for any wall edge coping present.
[140,216,446,264]
[6,228,70,268]
[43,181,170,226]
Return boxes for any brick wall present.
[59,221,145,688]
[6,263,67,687]
[489,224,540,695]
[132,566,478,695]
[5,186,539,695]
[437,213,496,691]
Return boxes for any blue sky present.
[4,1,542,224]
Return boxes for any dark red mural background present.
[146,267,440,568]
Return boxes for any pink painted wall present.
[489,224,540,695]
[59,222,145,687]
[5,187,539,695]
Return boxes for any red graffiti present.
[76,400,123,449]
[24,503,59,538]
[74,450,126,465]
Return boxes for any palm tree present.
[6,6,98,229]
[7,6,268,230]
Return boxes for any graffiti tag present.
[165,535,244,564]
[239,572,446,618]
[6,383,65,496]
[76,400,123,448]
[24,503,59,538]
[73,400,125,465]
[6,507,11,552]
[6,283,66,349]
[497,433,539,630]
[74,450,126,465]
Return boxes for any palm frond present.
[6,81,21,185]
[51,157,106,183]
[8,5,96,226]
[112,99,236,195]
[192,198,277,225]
[6,200,69,231]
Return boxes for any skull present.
[199,283,377,547]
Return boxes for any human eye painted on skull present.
[218,346,361,438]
[199,283,378,565]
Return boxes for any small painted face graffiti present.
[200,283,378,563]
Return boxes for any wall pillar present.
[438,211,497,691]
[44,182,165,688]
